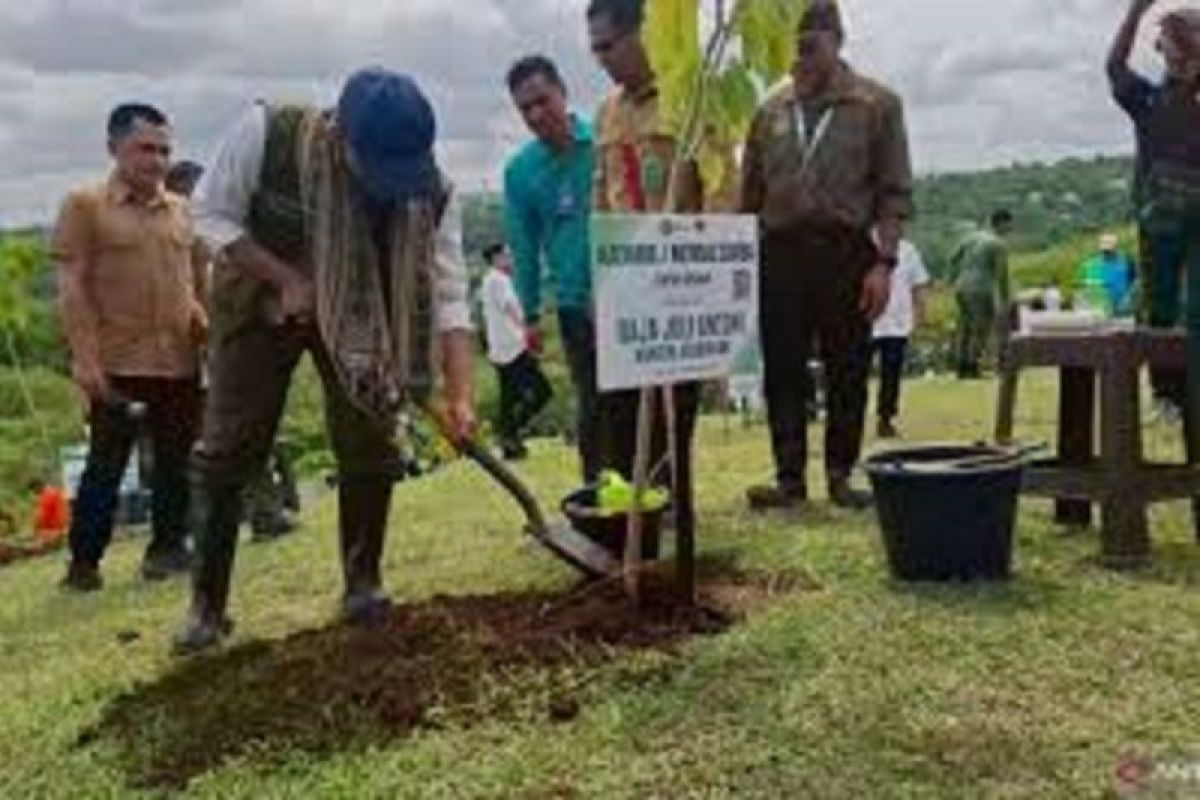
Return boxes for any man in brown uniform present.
[587,0,706,539]
[742,1,913,511]
[54,103,208,591]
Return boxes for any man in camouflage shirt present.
[741,0,913,512]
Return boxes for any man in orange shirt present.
[53,104,207,592]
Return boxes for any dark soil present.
[81,560,813,791]
[0,538,61,568]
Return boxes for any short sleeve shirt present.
[52,176,203,378]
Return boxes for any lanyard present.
[798,107,835,180]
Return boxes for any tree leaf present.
[644,0,702,134]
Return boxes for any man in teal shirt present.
[503,55,600,481]
[1077,233,1137,317]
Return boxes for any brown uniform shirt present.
[592,83,706,214]
[53,175,206,379]
[741,65,913,233]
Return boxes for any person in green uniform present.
[951,209,1014,379]
[175,68,475,654]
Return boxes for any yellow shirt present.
[592,84,705,214]
[53,175,206,379]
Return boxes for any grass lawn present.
[3,373,1200,799]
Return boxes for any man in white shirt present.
[175,68,475,654]
[480,243,550,459]
[871,239,930,438]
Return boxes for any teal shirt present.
[1079,252,1136,315]
[503,116,595,321]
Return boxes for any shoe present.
[61,561,103,592]
[829,478,873,511]
[343,590,393,626]
[250,511,296,543]
[141,547,193,582]
[746,483,808,512]
[172,612,235,656]
[877,419,900,439]
[1152,398,1183,426]
[501,441,529,461]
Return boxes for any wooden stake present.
[625,386,656,602]
[663,384,696,603]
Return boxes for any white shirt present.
[193,103,472,333]
[873,240,930,339]
[480,268,527,366]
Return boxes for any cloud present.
[0,0,1159,226]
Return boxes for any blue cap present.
[337,67,439,205]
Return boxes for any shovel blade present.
[531,519,621,579]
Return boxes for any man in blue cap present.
[175,68,475,653]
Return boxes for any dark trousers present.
[495,352,552,446]
[558,308,604,483]
[761,226,874,488]
[190,320,402,620]
[872,337,909,422]
[954,291,996,377]
[69,375,199,567]
[1145,223,1195,408]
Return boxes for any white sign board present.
[592,213,760,391]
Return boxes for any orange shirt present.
[34,486,68,541]
[52,175,206,379]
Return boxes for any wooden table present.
[994,329,1200,568]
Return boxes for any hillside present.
[909,155,1135,277]
[463,154,1137,279]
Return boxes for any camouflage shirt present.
[741,65,913,233]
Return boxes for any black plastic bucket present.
[864,445,1024,582]
[561,487,663,561]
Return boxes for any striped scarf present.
[297,112,439,425]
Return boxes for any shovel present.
[418,403,621,579]
[884,442,1047,475]
[267,292,618,578]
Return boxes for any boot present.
[250,508,296,542]
[339,477,394,626]
[829,474,873,511]
[173,482,242,656]
[746,482,808,512]
[61,561,103,593]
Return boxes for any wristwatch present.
[877,254,899,270]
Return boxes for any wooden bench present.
[994,329,1200,568]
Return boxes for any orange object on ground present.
[33,485,68,544]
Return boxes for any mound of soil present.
[82,562,813,790]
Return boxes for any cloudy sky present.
[0,0,1183,226]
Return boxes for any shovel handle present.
[419,402,549,536]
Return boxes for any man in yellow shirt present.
[586,0,708,546]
